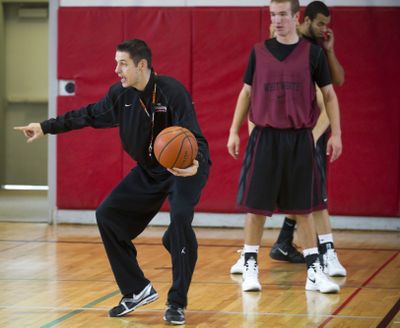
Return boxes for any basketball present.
[154,126,198,169]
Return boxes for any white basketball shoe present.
[323,249,347,277]
[242,256,262,292]
[305,262,340,294]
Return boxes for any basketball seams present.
[154,126,198,169]
[157,133,185,167]
[182,130,197,163]
[171,136,187,169]
[185,135,195,163]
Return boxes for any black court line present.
[318,251,400,328]
[376,297,400,328]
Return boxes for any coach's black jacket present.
[41,71,210,171]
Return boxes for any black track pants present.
[96,162,209,307]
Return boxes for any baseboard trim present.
[55,210,400,231]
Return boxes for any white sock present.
[318,233,334,244]
[303,247,319,257]
[243,244,259,253]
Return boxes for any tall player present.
[227,0,341,293]
[269,1,346,277]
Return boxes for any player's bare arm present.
[312,85,330,143]
[320,84,342,162]
[322,28,345,86]
[227,84,251,159]
[14,123,44,143]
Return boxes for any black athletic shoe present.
[109,283,159,317]
[163,304,185,325]
[269,240,305,263]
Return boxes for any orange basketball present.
[154,126,198,169]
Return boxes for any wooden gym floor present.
[0,222,399,327]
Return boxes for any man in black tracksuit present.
[15,39,210,325]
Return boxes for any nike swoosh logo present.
[278,248,288,256]
[124,104,132,107]
[308,277,316,284]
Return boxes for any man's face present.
[114,51,142,88]
[270,2,298,38]
[308,13,331,40]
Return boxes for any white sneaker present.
[230,249,244,274]
[323,249,347,277]
[242,257,262,292]
[305,262,340,294]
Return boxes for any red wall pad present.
[56,7,400,216]
[58,8,125,98]
[57,97,123,209]
[58,8,126,209]
[327,7,400,216]
[191,8,262,212]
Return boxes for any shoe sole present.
[163,317,185,325]
[305,283,340,294]
[242,284,262,292]
[270,253,305,263]
[325,269,347,277]
[111,293,159,317]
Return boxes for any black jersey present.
[41,71,210,171]
[243,38,331,88]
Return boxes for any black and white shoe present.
[163,304,185,325]
[305,262,340,294]
[109,283,159,317]
[269,240,305,263]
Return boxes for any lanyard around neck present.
[138,82,157,157]
[138,83,157,118]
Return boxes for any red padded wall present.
[58,8,125,208]
[327,7,400,216]
[57,6,400,217]
[191,8,263,212]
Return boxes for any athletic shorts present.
[237,127,315,216]
[312,131,329,210]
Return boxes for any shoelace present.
[168,305,184,315]
[312,262,333,283]
[245,258,258,278]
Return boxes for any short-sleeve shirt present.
[243,38,331,88]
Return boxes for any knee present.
[95,203,110,227]
[170,207,194,227]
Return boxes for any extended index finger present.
[13,126,28,131]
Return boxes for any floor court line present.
[39,290,119,328]
[1,239,398,253]
[11,305,382,324]
[376,297,400,328]
[318,251,400,328]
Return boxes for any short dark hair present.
[271,0,300,15]
[116,39,152,68]
[304,1,330,20]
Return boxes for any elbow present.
[332,74,345,87]
[333,78,345,87]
